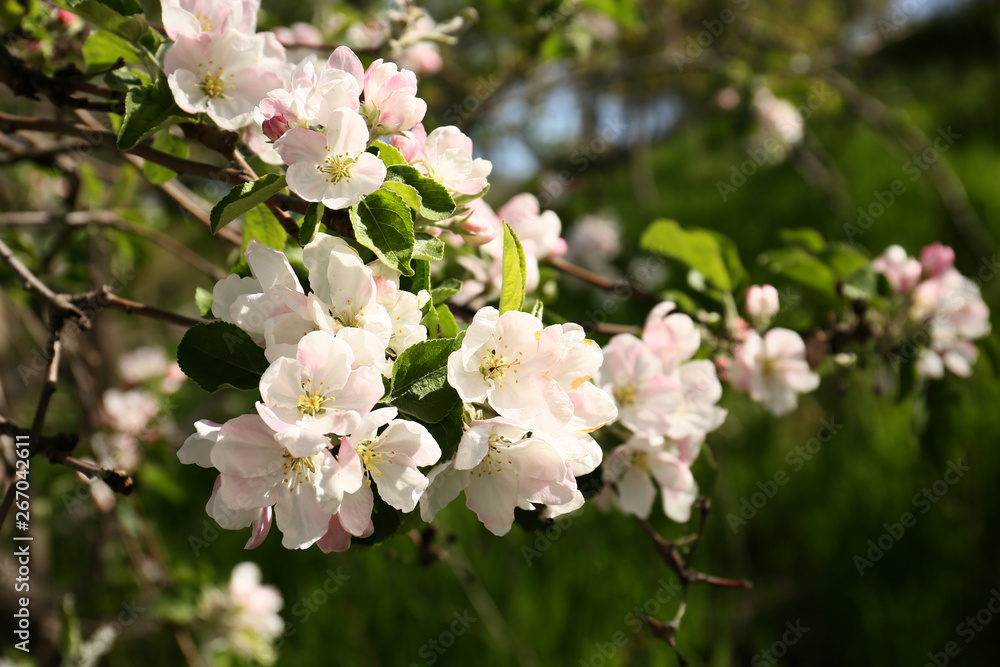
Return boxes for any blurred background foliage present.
[2,0,1000,665]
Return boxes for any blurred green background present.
[2,0,1000,665]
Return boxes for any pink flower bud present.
[919,242,955,278]
[872,245,922,294]
[261,115,290,142]
[745,284,780,320]
[57,9,78,26]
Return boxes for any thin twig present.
[546,255,658,304]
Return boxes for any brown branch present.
[635,514,751,589]
[0,235,88,324]
[546,255,658,304]
[68,287,204,329]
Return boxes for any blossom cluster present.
[594,304,728,522]
[872,242,991,378]
[196,562,284,664]
[420,307,618,535]
[179,233,442,551]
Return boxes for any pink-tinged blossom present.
[326,46,427,137]
[101,388,159,435]
[301,233,394,350]
[275,109,386,209]
[596,334,678,435]
[205,476,273,549]
[317,512,374,553]
[602,435,699,522]
[254,56,360,136]
[273,22,323,48]
[335,408,441,532]
[911,267,990,379]
[452,198,502,246]
[391,124,491,196]
[920,242,956,278]
[212,239,308,346]
[210,414,342,549]
[256,330,384,436]
[178,419,222,468]
[161,0,257,39]
[745,284,780,321]
[729,328,820,416]
[565,214,621,272]
[419,420,576,536]
[872,245,922,294]
[212,562,284,661]
[642,302,700,372]
[495,193,565,259]
[165,30,284,130]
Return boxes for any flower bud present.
[261,115,290,142]
[745,284,779,320]
[919,242,955,278]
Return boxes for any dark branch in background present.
[0,42,125,113]
[633,499,752,666]
[824,70,996,259]
[546,254,659,304]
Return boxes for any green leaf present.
[177,322,270,392]
[420,301,439,339]
[194,287,214,317]
[350,189,415,276]
[141,130,188,185]
[299,202,322,246]
[368,141,408,167]
[424,401,465,462]
[209,174,287,234]
[386,337,463,423]
[779,228,826,253]
[760,246,838,297]
[242,204,286,252]
[435,304,458,339]
[404,259,431,295]
[430,278,463,304]
[56,0,148,42]
[499,223,526,313]
[117,77,189,151]
[104,67,149,92]
[529,299,544,320]
[384,165,456,221]
[824,242,871,280]
[413,233,445,261]
[640,219,736,292]
[82,29,141,71]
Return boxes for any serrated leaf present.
[386,337,462,423]
[210,173,287,234]
[242,204,286,252]
[194,287,213,317]
[56,0,148,42]
[430,278,462,304]
[384,164,456,221]
[413,233,445,261]
[141,130,188,185]
[436,304,458,339]
[299,202,322,246]
[499,223,526,313]
[177,322,270,392]
[82,29,141,71]
[350,188,415,276]
[368,141,408,167]
[117,77,189,151]
[403,259,430,295]
[104,68,149,92]
[640,219,735,292]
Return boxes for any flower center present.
[356,439,396,486]
[282,451,317,490]
[631,450,650,471]
[199,71,227,99]
[195,12,213,32]
[479,347,521,389]
[614,383,638,407]
[318,153,357,184]
[297,379,332,419]
[472,434,515,477]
